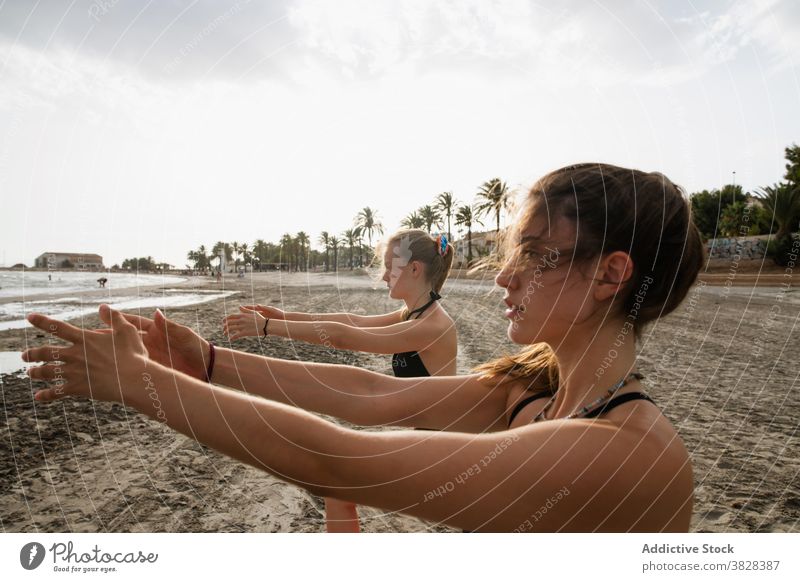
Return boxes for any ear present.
[593,251,634,302]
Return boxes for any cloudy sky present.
[1,0,798,268]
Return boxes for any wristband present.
[205,341,216,383]
[263,318,270,337]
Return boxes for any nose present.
[495,261,519,290]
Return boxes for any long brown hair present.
[477,163,705,388]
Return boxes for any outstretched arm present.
[22,309,643,532]
[224,308,451,355]
[30,308,507,433]
[242,304,404,327]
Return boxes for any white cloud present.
[687,0,799,73]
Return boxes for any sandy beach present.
[0,269,797,532]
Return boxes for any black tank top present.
[391,291,441,378]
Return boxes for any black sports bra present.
[391,291,441,378]
[507,389,655,427]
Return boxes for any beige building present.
[35,252,104,270]
[453,230,500,267]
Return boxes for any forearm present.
[284,311,360,325]
[128,362,350,496]
[210,346,382,425]
[265,319,346,349]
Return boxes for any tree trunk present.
[467,227,473,265]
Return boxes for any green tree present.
[329,235,341,271]
[355,207,383,248]
[295,231,310,271]
[690,185,746,239]
[343,228,357,269]
[418,204,442,233]
[455,204,483,266]
[318,231,331,271]
[784,143,800,186]
[475,178,509,232]
[401,211,425,229]
[435,191,456,241]
[755,183,800,240]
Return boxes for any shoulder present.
[506,419,691,530]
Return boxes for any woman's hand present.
[22,304,150,403]
[223,306,268,340]
[103,307,211,381]
[240,304,285,320]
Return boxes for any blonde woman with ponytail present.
[223,229,458,531]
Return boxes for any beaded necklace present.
[532,372,645,423]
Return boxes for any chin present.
[507,320,543,345]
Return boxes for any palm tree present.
[231,241,241,270]
[401,211,425,229]
[240,242,249,270]
[435,191,456,241]
[318,231,331,271]
[329,235,341,272]
[755,183,800,240]
[186,250,199,270]
[455,204,483,266]
[475,178,509,232]
[418,204,442,233]
[343,229,358,269]
[354,225,365,268]
[279,234,295,270]
[295,231,310,271]
[252,239,268,271]
[223,243,233,270]
[355,207,383,248]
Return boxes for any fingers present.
[155,308,185,336]
[21,345,69,363]
[29,365,75,402]
[26,313,84,343]
[119,311,155,331]
[27,363,64,381]
[34,387,70,403]
[99,304,137,336]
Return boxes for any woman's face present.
[495,213,602,346]
[382,248,413,300]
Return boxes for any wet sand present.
[0,270,797,532]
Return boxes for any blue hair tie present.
[439,234,448,256]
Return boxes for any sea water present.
[0,271,236,331]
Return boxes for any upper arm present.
[326,420,655,532]
[331,318,451,354]
[367,373,510,433]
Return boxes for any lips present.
[504,297,525,317]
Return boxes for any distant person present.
[97,277,108,288]
[223,229,457,532]
[216,270,222,283]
